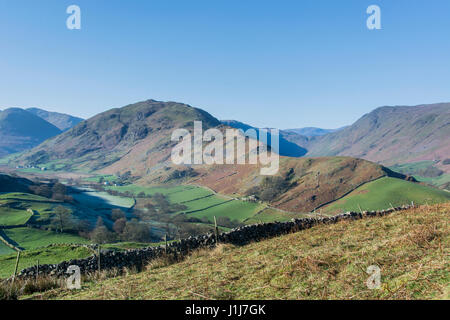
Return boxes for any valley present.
[0,100,448,297]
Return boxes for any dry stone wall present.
[16,205,414,279]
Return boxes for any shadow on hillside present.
[69,188,134,213]
[0,229,24,251]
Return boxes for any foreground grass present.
[0,245,93,279]
[43,203,449,300]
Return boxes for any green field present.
[389,161,450,187]
[0,245,93,279]
[188,200,264,222]
[0,193,61,226]
[0,207,32,226]
[0,241,15,255]
[106,184,205,199]
[106,184,280,225]
[3,228,89,250]
[84,174,118,183]
[177,196,230,213]
[244,208,311,224]
[323,177,450,214]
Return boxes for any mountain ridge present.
[0,108,62,157]
[26,107,83,131]
[305,103,450,172]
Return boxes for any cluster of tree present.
[141,193,187,215]
[246,169,294,202]
[115,171,136,185]
[165,168,198,182]
[30,182,74,203]
[47,205,90,236]
[417,165,444,178]
[89,209,152,244]
[95,185,151,200]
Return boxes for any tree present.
[96,217,105,228]
[111,209,126,221]
[90,226,116,244]
[51,206,74,233]
[121,219,151,242]
[52,183,67,200]
[113,218,127,234]
[31,185,52,198]
[137,192,146,198]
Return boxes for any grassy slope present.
[0,245,92,279]
[47,203,449,300]
[108,184,268,224]
[0,207,32,226]
[190,157,389,213]
[0,242,15,255]
[0,192,61,226]
[3,228,89,250]
[322,177,450,214]
[188,200,264,222]
[244,208,311,224]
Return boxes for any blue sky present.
[1,0,449,129]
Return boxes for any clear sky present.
[1,0,449,129]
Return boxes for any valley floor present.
[39,203,449,300]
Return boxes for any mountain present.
[26,108,83,131]
[0,108,62,157]
[305,103,450,170]
[221,120,308,157]
[18,100,221,172]
[285,127,347,137]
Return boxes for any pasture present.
[322,177,450,214]
[3,228,89,250]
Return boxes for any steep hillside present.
[45,203,450,300]
[306,103,450,171]
[0,174,34,193]
[0,108,62,157]
[221,120,308,157]
[18,100,221,172]
[26,108,83,131]
[183,157,394,212]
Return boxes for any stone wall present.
[16,205,414,279]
